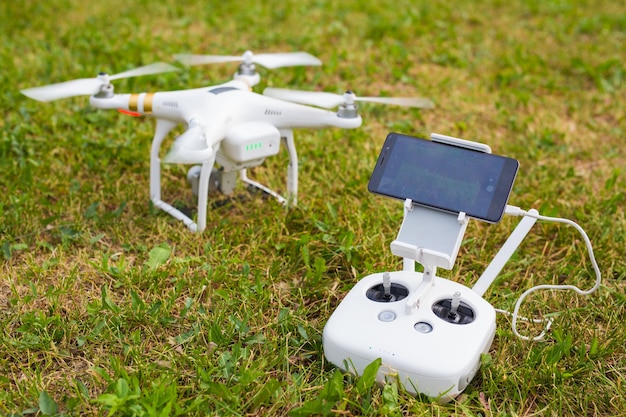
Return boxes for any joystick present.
[366,272,409,302]
[432,292,476,324]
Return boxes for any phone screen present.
[368,133,519,223]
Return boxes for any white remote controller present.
[323,270,496,402]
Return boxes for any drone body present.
[90,79,363,164]
[21,51,432,232]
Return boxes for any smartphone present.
[368,133,519,223]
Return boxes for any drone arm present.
[90,92,164,117]
[266,100,363,130]
[90,94,133,111]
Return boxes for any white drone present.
[21,51,434,232]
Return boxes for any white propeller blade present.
[174,51,322,69]
[21,78,103,102]
[163,125,212,164]
[357,96,435,108]
[21,62,179,102]
[109,62,180,80]
[263,88,434,109]
[263,88,347,108]
[174,54,243,65]
[253,52,322,69]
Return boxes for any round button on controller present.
[414,321,433,333]
[378,310,396,322]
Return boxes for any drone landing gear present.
[149,119,213,233]
[241,131,299,205]
[187,167,288,203]
[151,161,215,233]
[187,131,298,207]
[152,126,299,233]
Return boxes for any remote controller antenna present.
[449,291,461,319]
[383,272,392,300]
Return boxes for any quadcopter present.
[21,51,434,232]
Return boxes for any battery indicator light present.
[246,143,263,151]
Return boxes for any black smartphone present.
[368,133,519,223]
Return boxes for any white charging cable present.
[501,205,602,341]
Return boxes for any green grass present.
[1,0,625,415]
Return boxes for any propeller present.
[21,62,179,102]
[163,123,212,164]
[174,50,322,69]
[263,88,435,109]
